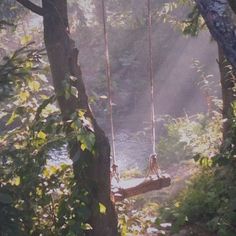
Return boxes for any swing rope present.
[102,0,171,200]
[147,0,156,154]
[101,0,117,169]
[101,0,156,180]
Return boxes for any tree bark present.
[218,45,236,141]
[228,0,236,15]
[195,0,236,144]
[41,0,118,235]
[195,0,236,70]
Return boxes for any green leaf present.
[99,202,106,214]
[86,132,96,151]
[77,132,95,152]
[71,118,82,129]
[0,193,13,204]
[6,111,18,126]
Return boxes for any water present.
[114,130,151,171]
[48,130,152,171]
[47,145,72,166]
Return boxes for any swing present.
[101,0,171,202]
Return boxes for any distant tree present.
[15,0,118,235]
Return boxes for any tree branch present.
[195,0,236,69]
[16,0,44,16]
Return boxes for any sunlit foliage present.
[0,42,96,235]
[0,42,46,101]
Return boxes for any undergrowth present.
[159,143,236,236]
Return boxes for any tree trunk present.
[195,0,236,145]
[228,0,236,14]
[42,0,118,235]
[195,0,236,70]
[218,45,236,142]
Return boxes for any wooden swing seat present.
[112,174,171,202]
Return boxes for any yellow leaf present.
[11,176,21,186]
[99,202,106,214]
[37,131,47,140]
[48,166,58,175]
[43,166,58,178]
[174,202,180,208]
[78,109,86,118]
[25,61,33,68]
[14,142,26,149]
[19,90,30,102]
[6,111,18,126]
[43,168,50,178]
[81,143,87,151]
[36,187,43,196]
[28,80,40,92]
[20,35,32,45]
[40,94,49,99]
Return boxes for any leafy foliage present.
[158,104,236,235]
[157,112,222,165]
[155,0,206,37]
[159,157,236,236]
[117,199,161,236]
[0,42,46,101]
[0,44,97,235]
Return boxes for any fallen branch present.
[112,174,171,202]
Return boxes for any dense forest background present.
[0,0,235,236]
